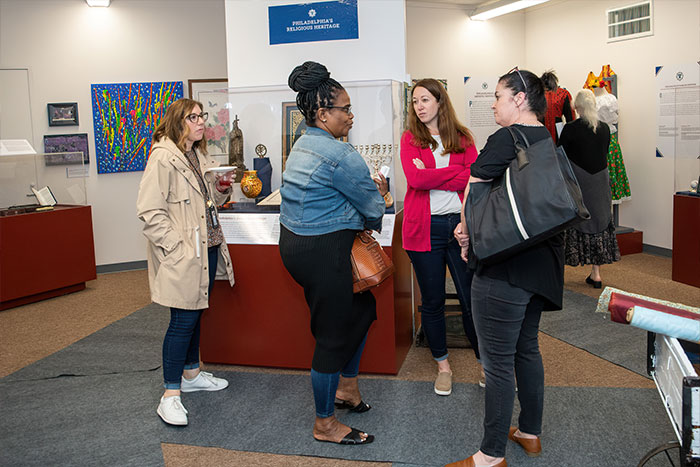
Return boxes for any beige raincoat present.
[136,137,234,310]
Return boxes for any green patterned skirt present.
[608,132,631,203]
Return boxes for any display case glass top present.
[198,79,407,203]
[0,151,87,214]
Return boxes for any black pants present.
[278,225,376,373]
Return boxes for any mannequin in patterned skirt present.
[593,85,631,203]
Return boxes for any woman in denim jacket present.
[279,61,388,446]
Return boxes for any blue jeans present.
[162,246,219,389]
[471,274,545,458]
[407,214,480,361]
[310,334,367,418]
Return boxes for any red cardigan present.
[400,130,478,252]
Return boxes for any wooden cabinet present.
[0,205,97,310]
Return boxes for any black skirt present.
[278,225,377,373]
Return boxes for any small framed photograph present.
[47,102,79,127]
[43,133,89,165]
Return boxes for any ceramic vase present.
[240,170,262,199]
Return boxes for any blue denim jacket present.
[280,126,385,235]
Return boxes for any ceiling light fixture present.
[470,0,549,21]
[86,0,111,7]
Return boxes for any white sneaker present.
[157,395,188,426]
[180,371,229,393]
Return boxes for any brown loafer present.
[508,427,541,457]
[445,455,507,466]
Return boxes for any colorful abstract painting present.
[91,81,183,174]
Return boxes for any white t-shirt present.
[429,136,463,215]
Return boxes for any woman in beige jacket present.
[136,98,235,426]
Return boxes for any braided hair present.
[288,61,344,126]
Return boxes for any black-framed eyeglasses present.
[185,112,209,123]
[325,105,352,115]
[507,66,528,91]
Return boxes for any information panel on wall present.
[268,0,359,45]
[656,63,700,160]
[464,76,499,151]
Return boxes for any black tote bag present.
[465,126,590,264]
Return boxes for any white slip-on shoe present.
[180,371,229,393]
[157,395,188,426]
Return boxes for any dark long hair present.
[407,78,474,155]
[499,69,547,118]
[151,98,208,154]
[288,61,344,126]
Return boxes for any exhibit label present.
[268,0,359,45]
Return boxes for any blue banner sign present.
[268,0,359,45]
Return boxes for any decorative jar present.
[240,170,262,199]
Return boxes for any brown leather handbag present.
[350,230,395,293]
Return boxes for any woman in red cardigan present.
[400,78,482,396]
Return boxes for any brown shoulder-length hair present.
[407,79,474,155]
[151,98,208,155]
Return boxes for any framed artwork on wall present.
[282,101,347,172]
[47,102,79,127]
[188,79,229,156]
[43,133,89,165]
[90,81,183,174]
[187,78,228,101]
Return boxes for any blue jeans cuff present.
[183,363,200,370]
[435,353,449,362]
[163,382,181,390]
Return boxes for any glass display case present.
[674,153,700,196]
[0,151,88,214]
[198,79,406,207]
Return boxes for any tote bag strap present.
[505,126,531,170]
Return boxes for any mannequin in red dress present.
[541,70,575,143]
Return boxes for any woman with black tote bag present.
[447,68,565,467]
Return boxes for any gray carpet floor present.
[0,368,675,467]
[0,293,673,466]
[540,289,649,377]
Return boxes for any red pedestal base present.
[0,205,96,310]
[672,194,700,288]
[200,211,413,375]
[617,230,643,256]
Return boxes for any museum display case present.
[198,80,415,374]
[0,151,95,310]
[197,79,407,206]
[671,137,699,288]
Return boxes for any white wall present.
[525,0,700,249]
[406,3,526,125]
[225,0,408,86]
[0,0,228,266]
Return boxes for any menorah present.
[354,143,394,175]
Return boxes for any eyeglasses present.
[184,112,209,123]
[325,105,352,115]
[507,66,528,91]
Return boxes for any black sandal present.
[334,399,371,413]
[314,427,375,445]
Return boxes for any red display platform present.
[200,211,414,375]
[672,194,700,288]
[617,230,643,256]
[0,205,97,310]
